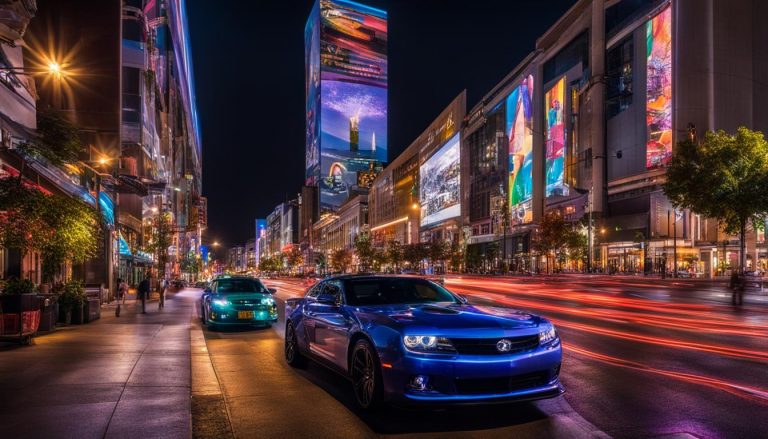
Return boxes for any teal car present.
[201,276,278,329]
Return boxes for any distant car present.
[284,275,563,409]
[304,273,321,287]
[744,270,764,277]
[200,276,277,329]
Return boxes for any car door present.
[306,281,351,368]
[300,282,324,348]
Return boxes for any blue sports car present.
[284,275,563,409]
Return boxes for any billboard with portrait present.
[507,74,534,224]
[545,77,567,197]
[646,6,672,169]
[317,0,388,212]
[420,133,461,227]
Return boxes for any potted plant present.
[0,278,40,338]
[57,280,86,325]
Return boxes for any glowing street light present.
[47,61,62,78]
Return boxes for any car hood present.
[213,292,271,302]
[354,303,542,335]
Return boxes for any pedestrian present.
[158,277,167,310]
[115,278,129,317]
[729,270,745,306]
[138,273,151,314]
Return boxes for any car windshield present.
[213,279,268,294]
[343,278,458,306]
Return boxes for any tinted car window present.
[306,283,323,298]
[344,278,458,306]
[213,279,268,294]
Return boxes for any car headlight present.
[212,299,229,308]
[261,297,275,306]
[539,324,559,347]
[403,335,455,353]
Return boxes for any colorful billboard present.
[545,77,567,197]
[646,6,672,169]
[305,2,321,185]
[507,74,534,224]
[420,133,461,227]
[314,0,387,212]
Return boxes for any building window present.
[606,36,633,118]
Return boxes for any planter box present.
[83,297,100,323]
[0,294,41,337]
[70,304,84,325]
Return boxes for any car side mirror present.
[317,293,338,306]
[268,287,277,294]
[457,294,468,304]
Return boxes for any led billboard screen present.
[507,74,534,224]
[305,2,321,185]
[420,133,461,227]
[646,6,672,169]
[545,77,567,197]
[317,0,387,212]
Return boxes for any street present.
[1,278,766,438]
[200,275,768,438]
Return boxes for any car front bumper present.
[380,344,563,404]
[208,308,278,325]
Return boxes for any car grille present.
[449,335,539,355]
[455,371,548,395]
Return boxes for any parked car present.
[200,276,277,329]
[284,274,563,409]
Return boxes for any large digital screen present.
[507,74,534,224]
[420,133,461,227]
[646,6,672,169]
[317,0,387,212]
[305,2,320,185]
[545,77,567,197]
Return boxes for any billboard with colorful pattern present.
[545,77,567,197]
[507,74,534,224]
[646,6,672,169]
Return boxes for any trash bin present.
[83,285,102,323]
[37,294,57,331]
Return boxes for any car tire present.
[285,322,307,368]
[200,306,206,323]
[350,339,383,411]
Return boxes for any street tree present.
[283,246,304,273]
[427,241,449,270]
[145,212,173,277]
[533,210,570,273]
[402,243,428,271]
[566,226,588,271]
[384,240,402,272]
[354,232,375,272]
[664,127,768,273]
[330,248,352,273]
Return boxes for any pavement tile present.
[0,401,115,439]
[127,353,191,387]
[105,386,191,439]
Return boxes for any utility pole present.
[587,185,593,273]
[673,209,678,278]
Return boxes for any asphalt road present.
[198,275,768,438]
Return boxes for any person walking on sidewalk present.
[158,277,167,310]
[138,273,151,314]
[115,278,129,317]
[729,270,745,306]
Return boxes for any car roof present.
[323,274,437,282]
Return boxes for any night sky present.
[187,0,577,247]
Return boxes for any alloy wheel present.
[351,342,377,409]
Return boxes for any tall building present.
[305,0,388,214]
[459,0,768,275]
[26,0,202,286]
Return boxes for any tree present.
[533,211,570,273]
[354,232,375,272]
[330,248,352,273]
[18,108,83,166]
[664,127,768,273]
[39,192,101,282]
[372,248,387,272]
[259,255,280,273]
[384,240,402,272]
[402,243,428,270]
[145,212,174,277]
[283,246,303,273]
[427,241,449,269]
[0,177,101,282]
[566,227,588,271]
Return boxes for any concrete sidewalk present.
[0,290,197,439]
